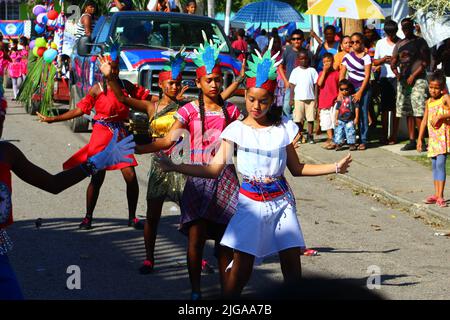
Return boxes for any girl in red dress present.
[37,58,149,230]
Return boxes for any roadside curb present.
[298,151,450,229]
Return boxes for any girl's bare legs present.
[85,170,106,218]
[436,180,446,199]
[120,166,139,222]
[217,244,233,293]
[223,250,255,299]
[187,219,208,296]
[279,247,302,283]
[143,196,165,265]
[213,224,233,293]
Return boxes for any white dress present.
[220,117,306,259]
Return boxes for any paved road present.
[3,91,450,300]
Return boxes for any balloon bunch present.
[30,37,58,63]
[31,3,62,64]
[32,5,59,35]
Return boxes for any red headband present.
[159,70,182,82]
[246,77,277,93]
[196,65,222,79]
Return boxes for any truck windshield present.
[112,16,230,53]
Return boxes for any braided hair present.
[198,90,232,139]
[218,94,231,125]
[198,89,206,138]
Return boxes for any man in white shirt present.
[374,20,401,145]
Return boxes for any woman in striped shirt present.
[340,32,372,150]
[75,1,96,40]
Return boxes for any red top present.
[232,39,248,62]
[318,70,339,110]
[63,84,145,170]
[0,161,13,228]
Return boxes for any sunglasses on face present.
[349,40,361,45]
[291,37,302,41]
[340,87,350,91]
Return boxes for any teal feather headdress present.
[193,30,225,78]
[104,35,122,62]
[160,47,186,81]
[246,38,282,92]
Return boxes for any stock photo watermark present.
[366,265,381,290]
[66,265,81,290]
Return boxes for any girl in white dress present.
[156,40,352,298]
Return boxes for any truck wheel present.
[69,85,89,132]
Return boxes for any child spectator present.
[289,49,318,143]
[184,0,197,14]
[334,79,359,151]
[317,53,340,149]
[417,72,450,207]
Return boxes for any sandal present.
[388,139,397,145]
[326,143,337,150]
[201,259,215,274]
[79,216,92,230]
[139,259,154,274]
[301,249,318,256]
[423,195,438,204]
[436,198,448,208]
[128,217,145,230]
[357,144,367,151]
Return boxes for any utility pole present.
[207,0,215,18]
[224,0,232,35]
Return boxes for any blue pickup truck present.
[70,11,242,132]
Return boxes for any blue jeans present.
[283,89,292,120]
[356,87,372,144]
[334,120,356,145]
[0,253,24,300]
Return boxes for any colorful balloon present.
[36,13,46,24]
[50,42,57,50]
[34,24,45,34]
[32,5,46,16]
[47,10,58,20]
[35,37,47,48]
[32,46,39,57]
[43,48,58,63]
[29,40,36,50]
[37,47,46,57]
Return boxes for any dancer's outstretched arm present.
[135,119,184,154]
[37,85,101,123]
[286,143,352,176]
[155,139,234,178]
[1,130,135,195]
